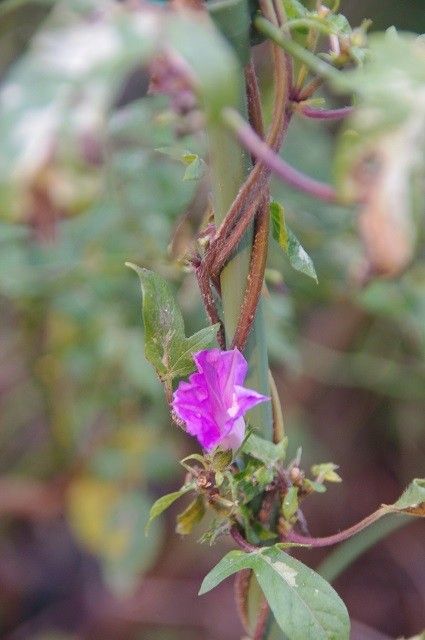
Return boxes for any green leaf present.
[199,549,254,594]
[176,496,205,535]
[270,200,289,249]
[311,463,342,483]
[126,264,218,382]
[270,201,318,283]
[183,156,205,181]
[200,546,350,640]
[180,453,208,469]
[382,478,425,517]
[304,479,327,494]
[283,0,308,20]
[155,147,206,181]
[287,228,318,283]
[145,484,194,533]
[243,432,288,465]
[282,486,299,521]
[254,547,349,640]
[211,449,233,471]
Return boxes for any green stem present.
[255,16,341,84]
[207,96,272,439]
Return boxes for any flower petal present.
[172,348,269,451]
[220,416,246,450]
[232,385,270,420]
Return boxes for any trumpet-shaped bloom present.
[172,348,269,451]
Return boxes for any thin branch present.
[231,525,259,552]
[223,108,341,204]
[195,263,225,347]
[268,369,285,443]
[253,599,271,640]
[285,507,388,548]
[297,104,354,120]
[234,570,252,633]
[231,195,269,351]
[255,16,342,85]
[296,75,323,101]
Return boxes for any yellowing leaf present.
[67,476,160,593]
[176,496,205,535]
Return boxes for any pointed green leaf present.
[282,486,299,521]
[145,484,193,533]
[270,200,289,250]
[199,549,254,595]
[254,547,350,640]
[155,147,206,181]
[243,432,288,465]
[270,201,318,282]
[126,264,218,381]
[199,546,350,640]
[286,228,318,283]
[311,463,342,483]
[183,156,205,181]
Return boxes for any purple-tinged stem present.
[253,599,271,640]
[231,525,259,552]
[285,507,387,548]
[223,108,341,204]
[298,105,354,120]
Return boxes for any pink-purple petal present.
[172,348,269,451]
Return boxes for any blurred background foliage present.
[0,0,423,639]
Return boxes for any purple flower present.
[172,348,269,451]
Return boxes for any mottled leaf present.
[254,547,349,640]
[200,546,350,640]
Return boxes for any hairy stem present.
[231,525,259,552]
[253,599,271,640]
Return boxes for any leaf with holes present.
[200,546,350,640]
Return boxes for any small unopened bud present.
[290,466,305,487]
